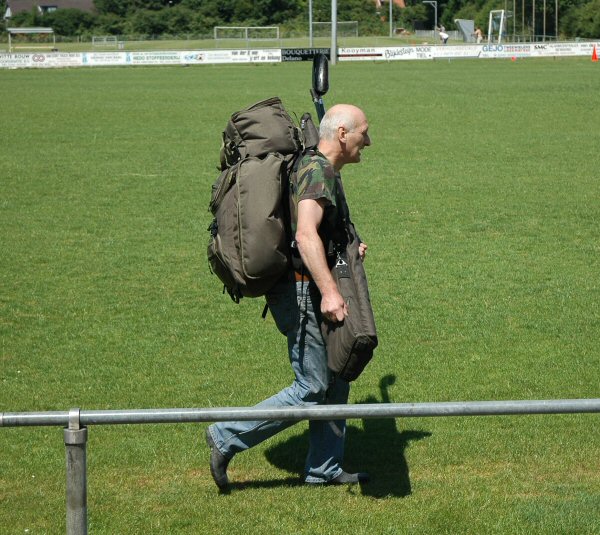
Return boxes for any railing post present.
[64,408,88,535]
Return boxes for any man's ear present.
[338,126,348,144]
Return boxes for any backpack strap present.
[300,112,319,150]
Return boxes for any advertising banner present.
[475,42,598,59]
[0,48,282,69]
[0,52,84,68]
[1,42,597,69]
[282,48,330,62]
[477,43,533,59]
[338,48,385,61]
[432,45,480,59]
[0,53,33,68]
[184,49,281,64]
[82,52,128,66]
[532,42,597,57]
[127,51,182,65]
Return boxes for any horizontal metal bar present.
[2,399,600,428]
[1,411,73,428]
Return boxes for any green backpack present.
[207,97,317,302]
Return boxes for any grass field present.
[1,58,599,534]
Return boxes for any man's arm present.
[295,198,348,323]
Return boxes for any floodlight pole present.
[422,1,438,34]
[389,0,394,38]
[309,0,313,48]
[331,0,337,65]
[543,0,546,40]
[532,0,535,42]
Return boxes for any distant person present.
[438,26,449,45]
[473,27,483,44]
[205,104,372,490]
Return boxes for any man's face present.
[342,113,371,165]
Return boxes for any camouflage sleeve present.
[295,154,337,207]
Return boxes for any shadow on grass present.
[263,374,432,498]
[227,476,305,493]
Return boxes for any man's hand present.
[321,288,348,323]
[359,242,367,261]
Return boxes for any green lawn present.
[1,58,599,534]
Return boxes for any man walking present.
[206,104,371,489]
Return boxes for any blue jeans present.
[207,278,350,483]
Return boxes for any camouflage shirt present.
[290,150,341,241]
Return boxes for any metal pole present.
[2,400,597,534]
[422,2,437,40]
[64,409,87,535]
[389,0,393,38]
[532,0,535,41]
[4,399,600,428]
[309,0,313,48]
[513,0,516,40]
[555,0,558,39]
[330,0,337,65]
[543,0,546,40]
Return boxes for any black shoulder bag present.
[321,177,378,381]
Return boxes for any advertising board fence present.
[1,42,598,69]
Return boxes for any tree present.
[93,0,130,17]
[127,9,169,34]
[309,0,387,34]
[94,0,181,16]
[6,0,596,39]
[562,0,600,38]
[8,8,43,28]
[398,2,429,31]
[43,9,96,36]
[95,13,127,35]
[252,0,303,24]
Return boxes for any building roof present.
[7,26,54,33]
[6,1,97,15]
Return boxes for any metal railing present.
[2,399,600,535]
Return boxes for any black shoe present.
[205,427,231,490]
[306,470,370,486]
[329,470,370,485]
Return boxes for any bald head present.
[319,104,367,141]
[317,104,370,171]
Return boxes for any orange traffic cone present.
[593,45,598,62]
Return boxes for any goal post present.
[312,21,359,38]
[7,27,55,52]
[92,36,118,48]
[487,10,512,44]
[213,26,280,42]
[246,26,280,41]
